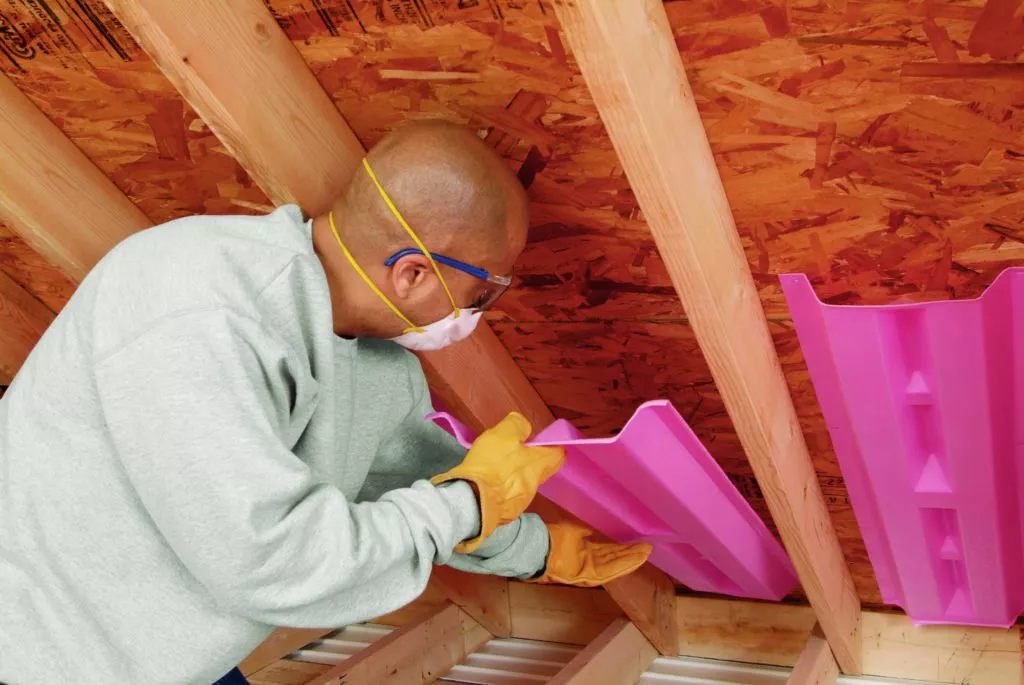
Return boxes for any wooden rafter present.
[0,73,150,282]
[550,0,862,672]
[0,270,54,384]
[419,327,556,434]
[103,0,675,654]
[102,0,363,216]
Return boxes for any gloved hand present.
[431,412,565,553]
[528,521,652,587]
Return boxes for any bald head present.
[335,120,528,264]
[314,120,530,338]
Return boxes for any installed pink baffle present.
[429,400,797,601]
[782,269,1024,627]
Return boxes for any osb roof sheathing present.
[3,0,1024,607]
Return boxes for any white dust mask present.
[388,308,483,351]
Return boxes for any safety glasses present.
[384,248,513,311]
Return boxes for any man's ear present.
[389,253,433,300]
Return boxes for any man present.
[0,121,650,684]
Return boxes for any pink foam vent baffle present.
[782,268,1024,627]
[428,400,798,601]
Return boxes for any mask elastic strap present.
[361,158,461,318]
[328,211,425,334]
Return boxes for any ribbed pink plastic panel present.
[782,269,1024,626]
[428,400,798,601]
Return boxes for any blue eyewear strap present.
[384,248,513,287]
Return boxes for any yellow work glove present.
[431,412,565,553]
[528,521,652,587]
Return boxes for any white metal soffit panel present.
[285,624,939,685]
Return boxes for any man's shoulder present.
[123,204,311,259]
[77,205,330,356]
[94,205,316,290]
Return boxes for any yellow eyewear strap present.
[328,158,462,334]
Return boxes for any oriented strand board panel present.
[5,0,1024,609]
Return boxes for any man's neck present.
[310,213,357,337]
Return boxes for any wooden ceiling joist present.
[103,0,675,654]
[305,603,491,685]
[378,585,1023,685]
[0,73,150,283]
[0,270,54,385]
[550,0,862,673]
[547,619,657,685]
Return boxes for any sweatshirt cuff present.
[436,480,481,549]
[445,513,550,579]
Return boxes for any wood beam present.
[547,619,657,685]
[104,0,674,643]
[239,627,334,677]
[0,270,54,384]
[249,659,330,685]
[0,73,149,282]
[860,611,1019,685]
[550,0,862,672]
[384,586,1023,685]
[430,564,511,638]
[419,325,556,432]
[787,625,838,685]
[506,583,625,646]
[102,0,363,217]
[674,595,817,668]
[305,603,491,685]
[602,559,678,656]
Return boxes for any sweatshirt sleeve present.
[446,513,550,579]
[93,308,479,627]
[358,355,549,579]
[357,355,465,503]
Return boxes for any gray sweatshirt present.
[0,205,547,685]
